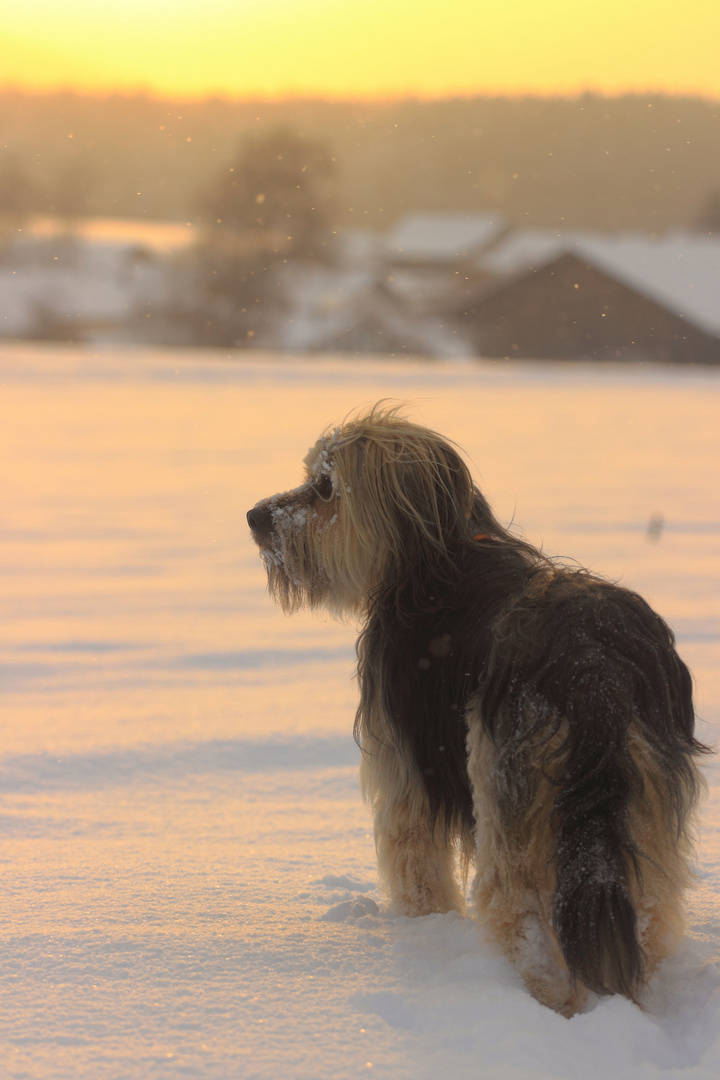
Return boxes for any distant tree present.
[0,156,38,258]
[170,127,336,346]
[0,157,37,225]
[199,127,336,259]
[50,157,98,220]
[156,247,287,348]
[695,188,720,234]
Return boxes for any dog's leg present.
[374,801,464,918]
[628,739,698,987]
[475,877,587,1016]
[467,711,587,1016]
[360,745,465,917]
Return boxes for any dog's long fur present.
[247,404,708,1016]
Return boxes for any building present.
[449,231,720,363]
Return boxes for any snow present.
[1,343,719,1079]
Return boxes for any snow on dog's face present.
[247,405,477,617]
[246,426,373,616]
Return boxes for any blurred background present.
[1,0,720,362]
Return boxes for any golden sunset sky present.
[2,0,719,99]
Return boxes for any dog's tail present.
[550,682,645,1001]
[546,586,704,1002]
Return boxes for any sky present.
[1,0,719,101]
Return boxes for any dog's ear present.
[403,439,475,550]
[340,430,475,566]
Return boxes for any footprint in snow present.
[320,895,380,925]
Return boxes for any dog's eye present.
[315,474,334,501]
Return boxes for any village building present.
[448,231,720,363]
[3,214,719,363]
[0,218,193,343]
[273,262,467,358]
[275,214,509,357]
[378,212,508,313]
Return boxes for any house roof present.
[479,230,720,336]
[277,262,469,357]
[385,212,506,264]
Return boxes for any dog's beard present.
[255,500,325,613]
[258,497,374,617]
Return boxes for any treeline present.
[1,89,719,232]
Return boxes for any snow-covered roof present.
[480,230,720,336]
[385,213,506,264]
[275,262,469,357]
[332,229,385,268]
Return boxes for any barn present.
[450,232,720,363]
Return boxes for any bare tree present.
[50,157,98,221]
[0,157,38,249]
[200,126,335,259]
[695,188,720,234]
[159,127,337,346]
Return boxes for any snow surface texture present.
[1,344,719,1080]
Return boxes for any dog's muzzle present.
[247,505,273,535]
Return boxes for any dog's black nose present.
[247,505,273,532]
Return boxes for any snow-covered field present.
[1,343,719,1080]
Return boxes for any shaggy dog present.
[247,405,707,1016]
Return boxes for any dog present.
[247,404,708,1016]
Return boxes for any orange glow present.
[2,0,720,100]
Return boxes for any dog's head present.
[247,405,479,616]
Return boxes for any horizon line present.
[3,83,720,106]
